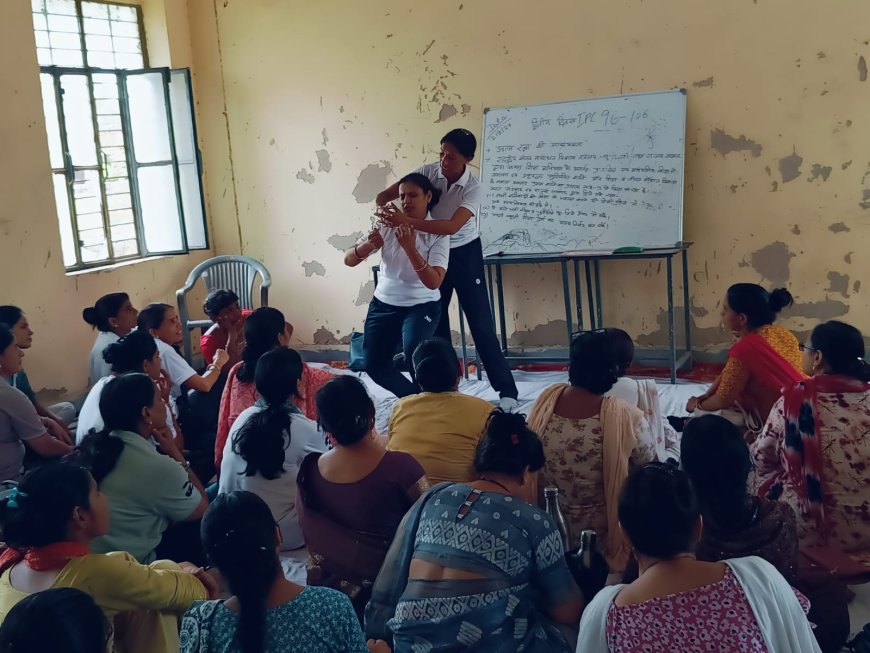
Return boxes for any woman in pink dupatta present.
[528,331,656,574]
[752,321,870,557]
[214,307,335,470]
[687,284,805,435]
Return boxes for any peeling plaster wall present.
[0,0,213,398]
[188,0,869,351]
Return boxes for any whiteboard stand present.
[483,243,693,383]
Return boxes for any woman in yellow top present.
[687,283,805,434]
[0,461,215,653]
[387,337,494,484]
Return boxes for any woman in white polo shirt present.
[376,129,519,410]
[345,173,449,398]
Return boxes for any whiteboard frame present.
[480,88,687,255]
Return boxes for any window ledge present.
[65,254,179,277]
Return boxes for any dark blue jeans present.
[434,238,518,399]
[364,297,441,398]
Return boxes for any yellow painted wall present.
[0,0,212,399]
[188,0,869,352]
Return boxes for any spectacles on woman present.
[799,343,816,352]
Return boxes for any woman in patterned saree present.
[687,283,805,434]
[366,410,584,653]
[752,320,870,556]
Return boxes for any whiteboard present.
[479,89,686,256]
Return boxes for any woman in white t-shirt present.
[376,129,519,410]
[137,304,229,399]
[218,347,326,550]
[76,330,180,448]
[345,173,449,398]
[82,292,139,385]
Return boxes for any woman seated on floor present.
[686,283,805,435]
[577,462,820,653]
[529,330,656,572]
[78,373,208,564]
[0,461,214,653]
[0,305,76,440]
[605,327,678,460]
[76,330,180,448]
[82,292,139,385]
[218,347,327,551]
[0,325,72,482]
[0,588,108,653]
[387,338,494,484]
[366,410,584,653]
[180,491,385,653]
[753,320,870,556]
[215,307,334,470]
[683,414,849,653]
[298,375,428,620]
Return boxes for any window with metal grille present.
[33,0,208,271]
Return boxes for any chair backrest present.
[176,255,272,364]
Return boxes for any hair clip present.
[511,434,519,445]
[6,487,27,509]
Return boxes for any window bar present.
[51,71,83,269]
[117,71,147,257]
[161,69,190,252]
[173,69,210,249]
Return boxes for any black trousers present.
[434,238,518,399]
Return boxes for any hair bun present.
[768,288,794,313]
[82,307,99,326]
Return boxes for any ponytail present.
[202,492,278,653]
[82,293,129,332]
[474,409,544,476]
[76,430,125,485]
[237,307,286,384]
[232,347,303,479]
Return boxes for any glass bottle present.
[543,486,570,551]
[568,529,610,601]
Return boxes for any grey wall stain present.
[354,280,375,306]
[854,280,862,294]
[461,103,472,115]
[826,271,850,297]
[321,129,329,147]
[316,149,332,173]
[636,308,726,348]
[828,222,850,233]
[790,299,849,320]
[296,169,315,184]
[778,152,804,183]
[845,252,853,264]
[327,232,363,251]
[339,333,352,345]
[791,225,801,235]
[302,260,326,277]
[860,55,868,82]
[842,160,853,170]
[710,129,762,157]
[807,164,832,182]
[437,104,458,122]
[508,320,568,347]
[313,327,340,345]
[750,241,794,286]
[860,189,870,210]
[692,76,714,88]
[353,162,393,203]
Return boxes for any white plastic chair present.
[176,255,271,364]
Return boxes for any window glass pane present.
[112,36,141,55]
[46,0,76,15]
[108,207,134,225]
[81,2,108,18]
[83,17,111,35]
[112,239,139,258]
[138,165,184,253]
[36,48,53,66]
[115,53,143,69]
[52,49,83,66]
[108,4,137,22]
[34,30,50,48]
[39,74,64,169]
[49,30,81,50]
[85,33,112,52]
[32,0,46,12]
[32,13,48,30]
[46,14,79,32]
[107,160,127,177]
[126,73,171,163]
[111,21,140,38]
[72,170,108,263]
[88,51,116,69]
[106,191,131,210]
[60,75,98,166]
[105,178,130,196]
[52,173,77,267]
[95,97,119,115]
[179,164,206,248]
[111,224,136,241]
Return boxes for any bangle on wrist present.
[413,261,429,273]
